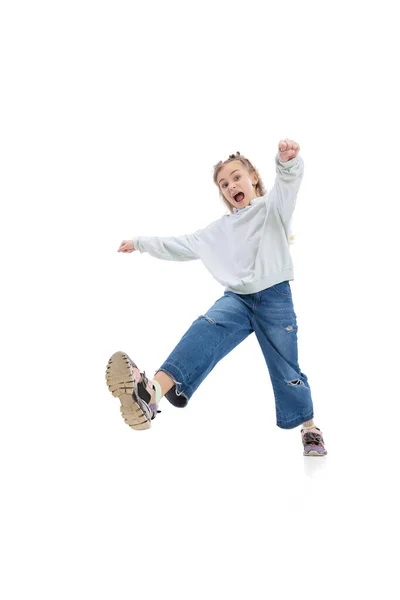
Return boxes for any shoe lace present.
[303,431,323,446]
[141,370,149,387]
[141,370,161,414]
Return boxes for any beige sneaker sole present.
[105,351,152,430]
[303,450,328,456]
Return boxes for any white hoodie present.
[132,154,304,295]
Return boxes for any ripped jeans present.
[155,281,314,429]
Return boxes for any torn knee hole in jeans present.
[199,315,215,325]
[288,379,303,386]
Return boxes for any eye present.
[222,175,240,189]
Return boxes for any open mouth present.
[233,192,245,203]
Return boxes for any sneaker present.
[105,351,160,430]
[301,427,327,456]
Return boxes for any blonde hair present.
[213,151,295,244]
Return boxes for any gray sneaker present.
[301,427,327,456]
[105,351,160,430]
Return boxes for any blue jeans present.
[155,281,314,429]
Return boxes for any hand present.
[278,139,300,162]
[118,240,135,253]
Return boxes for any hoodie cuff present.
[275,153,300,167]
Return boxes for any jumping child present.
[105,139,327,456]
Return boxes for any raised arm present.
[268,138,305,226]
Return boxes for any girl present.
[105,139,327,457]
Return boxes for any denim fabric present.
[155,281,314,429]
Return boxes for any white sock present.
[302,423,317,430]
[151,380,163,405]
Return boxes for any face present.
[217,161,259,210]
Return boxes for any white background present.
[1,0,399,598]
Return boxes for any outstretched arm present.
[131,233,200,261]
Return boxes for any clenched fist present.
[118,240,135,253]
[278,139,300,162]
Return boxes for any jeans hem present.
[277,412,314,430]
[155,362,191,408]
